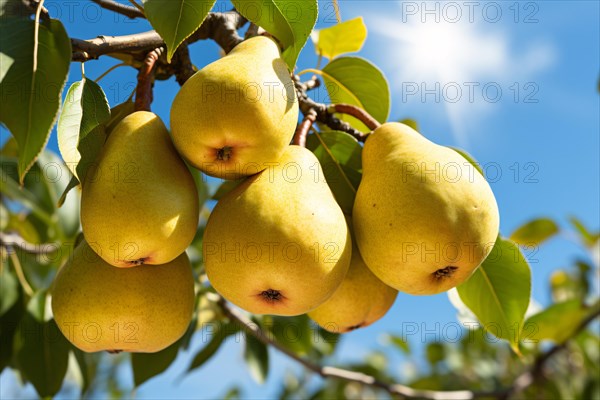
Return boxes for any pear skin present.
[308,244,397,333]
[170,36,299,180]
[51,241,195,353]
[203,146,351,316]
[81,111,199,267]
[353,123,500,295]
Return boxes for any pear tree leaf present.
[457,237,531,353]
[399,118,419,132]
[231,0,318,69]
[187,322,239,373]
[212,179,244,201]
[569,216,599,247]
[510,218,559,246]
[306,130,362,215]
[0,17,71,183]
[386,334,410,354]
[450,147,484,176]
[14,316,70,398]
[0,290,25,372]
[525,299,600,344]
[311,17,367,59]
[244,330,269,383]
[132,339,180,387]
[58,99,134,207]
[0,267,18,316]
[321,56,390,132]
[143,0,216,62]
[266,315,313,356]
[57,78,110,181]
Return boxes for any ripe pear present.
[353,123,500,295]
[170,36,299,180]
[204,146,351,316]
[51,241,195,353]
[308,243,398,333]
[81,111,199,267]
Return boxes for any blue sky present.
[1,1,599,398]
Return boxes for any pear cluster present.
[52,111,199,353]
[52,35,501,354]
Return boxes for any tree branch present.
[217,296,600,400]
[90,0,145,19]
[0,231,58,255]
[70,11,245,62]
[294,77,370,142]
[331,104,381,131]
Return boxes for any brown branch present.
[134,48,161,112]
[294,76,369,142]
[293,109,317,147]
[217,295,600,400]
[172,44,195,86]
[71,11,246,62]
[90,0,145,19]
[331,104,381,131]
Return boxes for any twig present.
[0,232,58,255]
[134,48,161,112]
[293,109,317,147]
[7,250,34,296]
[217,296,600,400]
[499,306,600,399]
[23,0,49,20]
[331,104,381,130]
[90,0,145,19]
[293,76,369,142]
[94,62,127,83]
[172,44,195,86]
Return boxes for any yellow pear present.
[170,36,299,180]
[308,243,398,333]
[204,146,351,316]
[353,123,500,295]
[81,111,199,267]
[51,241,195,353]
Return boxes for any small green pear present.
[204,146,351,316]
[170,36,299,180]
[51,241,194,353]
[81,111,199,267]
[353,123,500,295]
[308,243,398,333]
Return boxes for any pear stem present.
[216,294,600,400]
[134,47,161,112]
[293,108,317,147]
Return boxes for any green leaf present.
[57,78,110,181]
[510,218,559,246]
[569,216,599,247]
[72,348,96,396]
[266,315,313,356]
[321,56,390,131]
[306,131,362,215]
[525,300,600,344]
[0,266,18,316]
[0,292,25,372]
[14,316,70,397]
[187,322,238,373]
[457,237,531,352]
[426,342,445,365]
[132,339,180,387]
[386,334,410,354]
[58,99,135,206]
[311,17,367,59]
[212,179,244,201]
[143,0,216,62]
[451,147,484,176]
[232,0,318,69]
[244,332,269,383]
[399,118,419,132]
[26,290,48,322]
[0,17,71,183]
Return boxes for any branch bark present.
[217,296,600,400]
[71,11,245,62]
